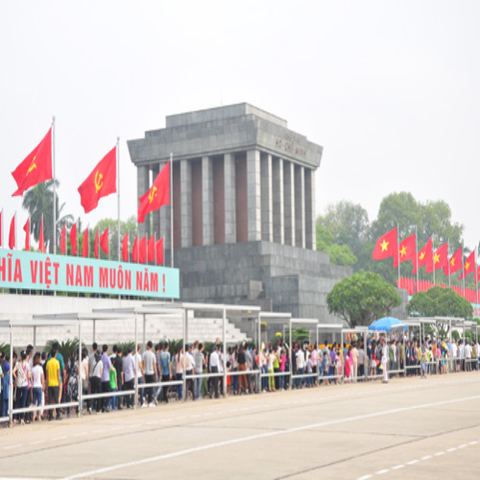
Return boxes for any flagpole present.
[170,153,174,269]
[462,242,465,299]
[52,116,56,255]
[448,238,451,288]
[475,247,478,308]
[117,137,121,262]
[396,223,400,284]
[1,208,3,249]
[137,223,139,264]
[415,225,419,293]
[14,211,17,250]
[154,232,156,266]
[432,234,436,286]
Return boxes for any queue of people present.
[0,334,479,427]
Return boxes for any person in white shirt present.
[465,342,472,371]
[209,345,221,399]
[381,338,389,383]
[296,346,305,388]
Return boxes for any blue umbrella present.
[368,316,406,332]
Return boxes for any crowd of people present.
[0,334,479,426]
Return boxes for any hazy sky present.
[2,1,479,247]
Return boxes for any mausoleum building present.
[128,104,352,321]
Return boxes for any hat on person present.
[4,364,10,372]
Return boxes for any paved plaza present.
[0,373,479,479]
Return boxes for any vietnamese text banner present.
[0,248,180,298]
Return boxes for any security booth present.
[316,323,344,384]
[289,318,319,388]
[0,316,83,427]
[257,312,292,392]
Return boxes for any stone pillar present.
[272,157,284,244]
[294,165,305,249]
[283,160,295,246]
[137,165,150,238]
[180,159,192,248]
[151,164,159,237]
[305,168,316,250]
[261,153,273,242]
[224,153,236,244]
[247,150,261,241]
[202,156,214,245]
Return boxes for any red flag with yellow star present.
[372,228,398,266]
[12,128,52,197]
[413,237,433,274]
[443,247,462,277]
[398,234,416,267]
[78,147,117,214]
[426,242,448,273]
[138,162,170,224]
[459,250,475,280]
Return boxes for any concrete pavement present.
[0,372,479,479]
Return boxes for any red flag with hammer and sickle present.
[12,128,53,197]
[138,161,170,224]
[78,146,117,213]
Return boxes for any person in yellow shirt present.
[46,346,61,421]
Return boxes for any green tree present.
[316,223,357,266]
[318,201,369,258]
[22,180,73,253]
[327,271,401,328]
[407,286,473,319]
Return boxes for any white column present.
[261,153,273,242]
[180,159,192,247]
[224,153,236,244]
[272,157,284,244]
[247,150,261,241]
[295,165,305,249]
[283,160,295,246]
[202,156,214,245]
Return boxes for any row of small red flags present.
[0,213,163,265]
[397,277,479,303]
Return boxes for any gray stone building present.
[128,103,352,321]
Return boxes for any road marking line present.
[62,393,480,480]
[434,452,445,456]
[190,415,201,418]
[469,440,478,445]
[74,433,87,437]
[175,417,186,420]
[145,421,158,425]
[161,419,171,423]
[406,460,419,465]
[4,445,21,450]
[93,430,107,434]
[111,426,125,431]
[357,476,373,480]
[458,444,468,449]
[446,447,457,452]
[29,440,45,445]
[392,464,405,470]
[375,469,389,475]
[52,436,67,441]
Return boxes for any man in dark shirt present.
[112,346,124,410]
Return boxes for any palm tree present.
[22,180,74,253]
